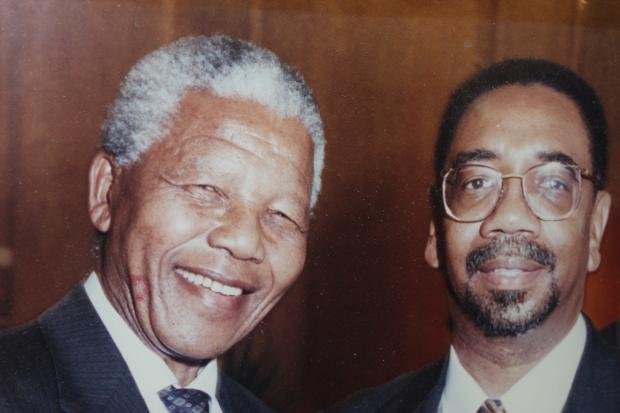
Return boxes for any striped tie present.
[477,398,506,413]
[158,385,211,412]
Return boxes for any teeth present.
[494,268,523,278]
[176,268,243,297]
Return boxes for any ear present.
[88,152,117,233]
[425,221,440,269]
[587,190,611,272]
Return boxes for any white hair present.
[101,35,325,207]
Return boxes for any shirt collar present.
[441,346,489,413]
[502,315,586,412]
[83,272,222,413]
[440,315,586,413]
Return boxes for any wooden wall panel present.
[8,0,174,322]
[253,3,500,406]
[491,1,620,328]
[0,1,17,317]
[577,2,620,325]
[3,0,260,323]
[1,1,618,412]
[494,2,579,64]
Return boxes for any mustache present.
[466,236,556,276]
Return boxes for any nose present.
[479,177,541,238]
[207,207,265,263]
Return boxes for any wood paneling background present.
[0,1,618,411]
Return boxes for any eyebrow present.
[536,151,579,167]
[449,149,582,170]
[449,149,497,170]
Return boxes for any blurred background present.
[1,1,619,411]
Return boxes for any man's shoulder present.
[324,360,445,413]
[580,319,620,378]
[0,286,103,411]
[601,319,619,347]
[0,321,59,410]
[218,372,276,413]
[0,320,54,369]
[564,322,620,412]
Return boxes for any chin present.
[160,339,225,363]
[461,283,560,337]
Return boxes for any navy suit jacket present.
[0,286,274,412]
[602,320,619,348]
[326,319,620,413]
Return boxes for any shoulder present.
[564,322,620,412]
[0,321,59,410]
[580,320,620,377]
[600,320,619,347]
[323,360,445,413]
[0,321,56,379]
[218,371,275,413]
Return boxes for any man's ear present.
[587,190,611,272]
[425,221,440,269]
[88,152,118,233]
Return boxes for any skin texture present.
[88,90,314,385]
[425,84,611,394]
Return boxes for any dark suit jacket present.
[602,320,619,348]
[0,286,274,412]
[326,319,620,412]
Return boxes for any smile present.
[486,268,527,278]
[175,267,243,297]
[476,257,546,289]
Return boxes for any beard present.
[459,236,559,337]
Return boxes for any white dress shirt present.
[440,315,586,413]
[84,272,223,413]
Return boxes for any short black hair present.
[434,58,608,190]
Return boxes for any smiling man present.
[0,36,325,412]
[329,59,619,412]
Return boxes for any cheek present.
[151,201,203,237]
[269,240,307,292]
[544,222,590,272]
[444,223,479,269]
[135,200,208,249]
[131,275,150,303]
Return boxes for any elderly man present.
[330,59,620,412]
[0,35,325,412]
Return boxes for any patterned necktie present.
[158,385,211,413]
[477,398,506,413]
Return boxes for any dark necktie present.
[476,398,506,413]
[158,385,211,412]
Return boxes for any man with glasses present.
[329,59,620,412]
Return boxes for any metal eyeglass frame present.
[441,162,594,223]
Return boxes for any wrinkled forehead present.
[176,89,311,148]
[446,85,591,171]
[139,90,314,188]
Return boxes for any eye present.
[267,209,306,233]
[196,184,218,193]
[462,176,495,191]
[538,176,570,192]
[184,184,226,203]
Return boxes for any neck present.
[450,304,580,395]
[165,358,205,387]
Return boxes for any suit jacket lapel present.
[562,318,620,413]
[217,370,274,412]
[39,286,149,412]
[377,358,447,413]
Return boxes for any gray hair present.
[101,35,325,207]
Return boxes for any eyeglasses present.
[441,162,594,222]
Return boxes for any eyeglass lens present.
[443,163,581,222]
